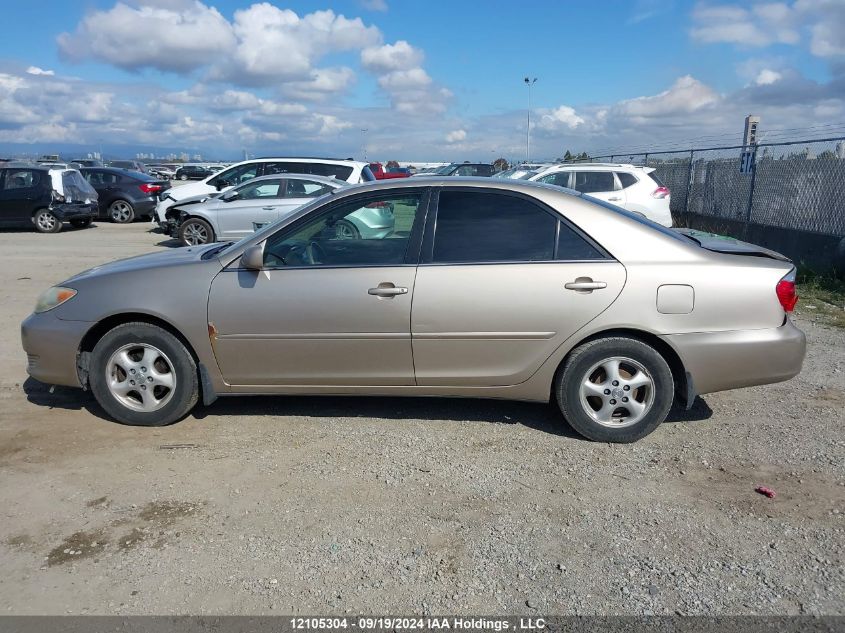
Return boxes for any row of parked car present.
[0,162,173,232]
[0,153,672,236]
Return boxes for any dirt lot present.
[0,220,842,616]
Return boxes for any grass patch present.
[795,271,845,329]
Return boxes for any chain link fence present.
[564,137,845,238]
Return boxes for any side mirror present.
[221,189,239,202]
[240,243,265,270]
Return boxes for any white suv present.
[155,157,374,229]
[528,163,672,226]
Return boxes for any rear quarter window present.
[616,172,638,188]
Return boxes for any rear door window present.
[431,191,556,263]
[572,171,617,194]
[283,179,335,198]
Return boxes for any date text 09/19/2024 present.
[290,618,547,631]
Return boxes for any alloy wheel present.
[579,356,655,428]
[36,212,57,232]
[105,343,176,412]
[182,222,209,245]
[110,201,133,223]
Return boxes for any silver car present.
[21,178,806,442]
[172,174,361,246]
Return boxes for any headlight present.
[34,286,77,313]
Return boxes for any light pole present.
[524,77,537,162]
[361,128,369,162]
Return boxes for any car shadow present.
[23,377,713,439]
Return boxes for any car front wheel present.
[179,217,214,246]
[555,336,674,443]
[109,200,135,223]
[34,209,62,233]
[89,322,199,426]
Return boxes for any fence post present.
[644,153,649,166]
[683,149,695,219]
[743,145,759,240]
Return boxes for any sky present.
[1,0,844,161]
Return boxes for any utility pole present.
[524,77,537,162]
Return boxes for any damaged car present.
[0,164,98,233]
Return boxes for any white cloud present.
[26,66,55,76]
[361,41,423,73]
[57,1,236,72]
[690,3,799,47]
[755,68,783,85]
[445,129,466,143]
[615,75,720,118]
[284,67,357,101]
[538,106,585,131]
[218,5,379,85]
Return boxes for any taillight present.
[776,269,798,312]
[651,186,670,199]
[139,183,162,194]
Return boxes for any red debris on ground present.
[755,486,776,498]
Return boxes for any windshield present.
[434,164,455,175]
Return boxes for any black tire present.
[554,337,674,443]
[33,209,62,233]
[179,173,188,181]
[179,217,215,246]
[70,217,92,229]
[108,199,135,223]
[89,322,199,426]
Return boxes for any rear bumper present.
[21,311,92,388]
[52,202,97,220]
[662,320,806,396]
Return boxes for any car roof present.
[251,157,368,167]
[326,176,578,199]
[236,173,347,186]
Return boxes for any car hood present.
[171,192,221,209]
[64,244,222,284]
[166,180,224,201]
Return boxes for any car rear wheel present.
[109,200,135,223]
[555,337,674,443]
[89,322,199,426]
[34,209,62,233]
[70,217,92,229]
[179,174,188,181]
[179,217,214,246]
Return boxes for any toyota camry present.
[21,178,805,442]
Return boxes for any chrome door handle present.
[368,286,408,297]
[565,278,607,292]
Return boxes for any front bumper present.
[662,320,806,396]
[21,311,92,388]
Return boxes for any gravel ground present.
[0,220,842,615]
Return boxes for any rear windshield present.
[648,171,665,187]
[61,171,98,201]
[585,196,693,245]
